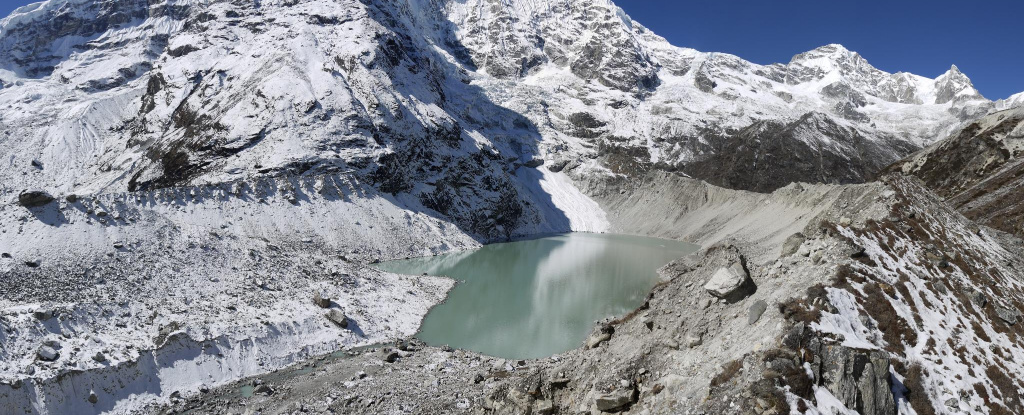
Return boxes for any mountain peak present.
[935,63,983,104]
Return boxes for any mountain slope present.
[886,106,1024,237]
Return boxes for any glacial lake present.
[375,233,699,359]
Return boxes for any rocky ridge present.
[158,173,1024,415]
[887,106,1024,237]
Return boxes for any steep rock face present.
[818,344,896,415]
[681,113,919,192]
[448,0,658,92]
[888,106,1024,236]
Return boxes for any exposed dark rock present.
[18,190,56,208]
[523,158,545,168]
[684,113,919,192]
[996,305,1020,326]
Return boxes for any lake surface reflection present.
[375,233,699,359]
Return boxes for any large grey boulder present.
[18,190,55,208]
[36,346,59,362]
[818,345,896,415]
[995,305,1021,326]
[704,261,756,303]
[326,309,348,328]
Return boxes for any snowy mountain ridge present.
[0,0,1009,200]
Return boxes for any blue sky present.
[0,0,1020,99]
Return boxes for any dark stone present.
[523,158,545,168]
[18,190,55,208]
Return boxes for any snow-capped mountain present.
[3,1,1024,414]
[0,0,1003,203]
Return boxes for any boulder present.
[781,233,806,257]
[18,190,55,208]
[704,261,756,302]
[748,300,768,325]
[382,350,400,363]
[523,158,545,168]
[87,390,98,404]
[547,159,571,173]
[818,344,896,415]
[995,305,1020,326]
[253,384,274,395]
[594,387,636,412]
[92,352,106,362]
[37,346,59,362]
[326,309,348,328]
[312,291,331,308]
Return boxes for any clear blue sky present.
[1,0,1020,99]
